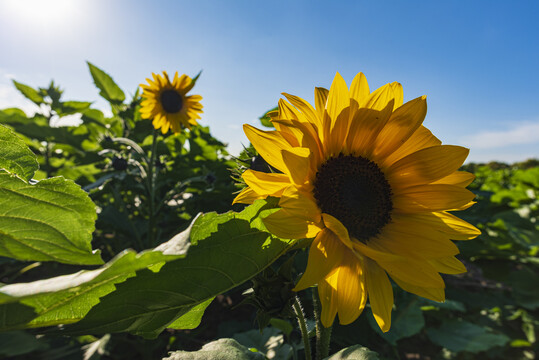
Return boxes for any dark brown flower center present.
[160,89,183,113]
[312,154,393,242]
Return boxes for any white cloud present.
[0,70,40,115]
[460,121,539,149]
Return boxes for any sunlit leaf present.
[12,80,44,105]
[87,62,125,104]
[0,124,38,181]
[0,173,102,265]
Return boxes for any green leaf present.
[233,327,292,359]
[163,338,265,360]
[0,331,48,357]
[426,319,510,353]
[324,345,380,360]
[0,173,102,265]
[0,124,38,181]
[12,80,44,105]
[368,297,424,346]
[87,62,125,104]
[58,101,92,115]
[259,107,277,128]
[167,298,214,330]
[0,244,187,330]
[508,267,539,310]
[62,199,292,338]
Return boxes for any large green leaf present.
[0,200,293,338]
[12,80,44,105]
[163,339,265,360]
[0,173,102,265]
[426,319,510,353]
[0,221,194,330]
[0,124,38,181]
[87,62,125,104]
[62,199,292,338]
[325,345,379,360]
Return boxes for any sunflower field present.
[0,63,537,360]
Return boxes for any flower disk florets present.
[313,154,393,242]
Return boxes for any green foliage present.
[0,124,38,181]
[164,338,266,360]
[87,61,126,105]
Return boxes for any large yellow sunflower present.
[233,72,480,332]
[140,71,203,134]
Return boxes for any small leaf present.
[426,319,510,353]
[163,338,265,360]
[0,124,38,181]
[58,101,92,115]
[0,173,102,265]
[87,62,125,104]
[324,345,380,360]
[12,80,44,105]
[167,298,214,330]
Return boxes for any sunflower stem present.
[313,287,332,360]
[147,129,159,247]
[293,296,312,360]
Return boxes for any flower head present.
[140,71,203,134]
[234,72,480,331]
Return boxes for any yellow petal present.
[282,92,322,130]
[354,241,445,288]
[349,72,370,109]
[387,145,470,189]
[322,213,354,249]
[363,83,395,111]
[393,184,477,213]
[346,101,394,157]
[429,256,467,274]
[365,258,393,332]
[232,187,264,204]
[263,209,321,239]
[318,276,338,327]
[402,212,481,240]
[326,106,351,157]
[382,125,441,167]
[242,170,290,196]
[279,186,321,222]
[294,228,346,291]
[314,87,329,123]
[390,82,404,110]
[375,221,460,259]
[391,276,445,302]
[243,124,291,172]
[372,96,427,161]
[432,171,475,187]
[281,147,312,185]
[326,72,350,130]
[336,250,367,325]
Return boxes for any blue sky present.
[1,0,538,163]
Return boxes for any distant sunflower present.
[233,72,480,332]
[140,71,203,133]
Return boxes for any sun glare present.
[2,0,79,29]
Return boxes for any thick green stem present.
[147,129,159,247]
[312,287,332,360]
[293,296,312,360]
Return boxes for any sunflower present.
[140,71,203,134]
[233,72,480,332]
